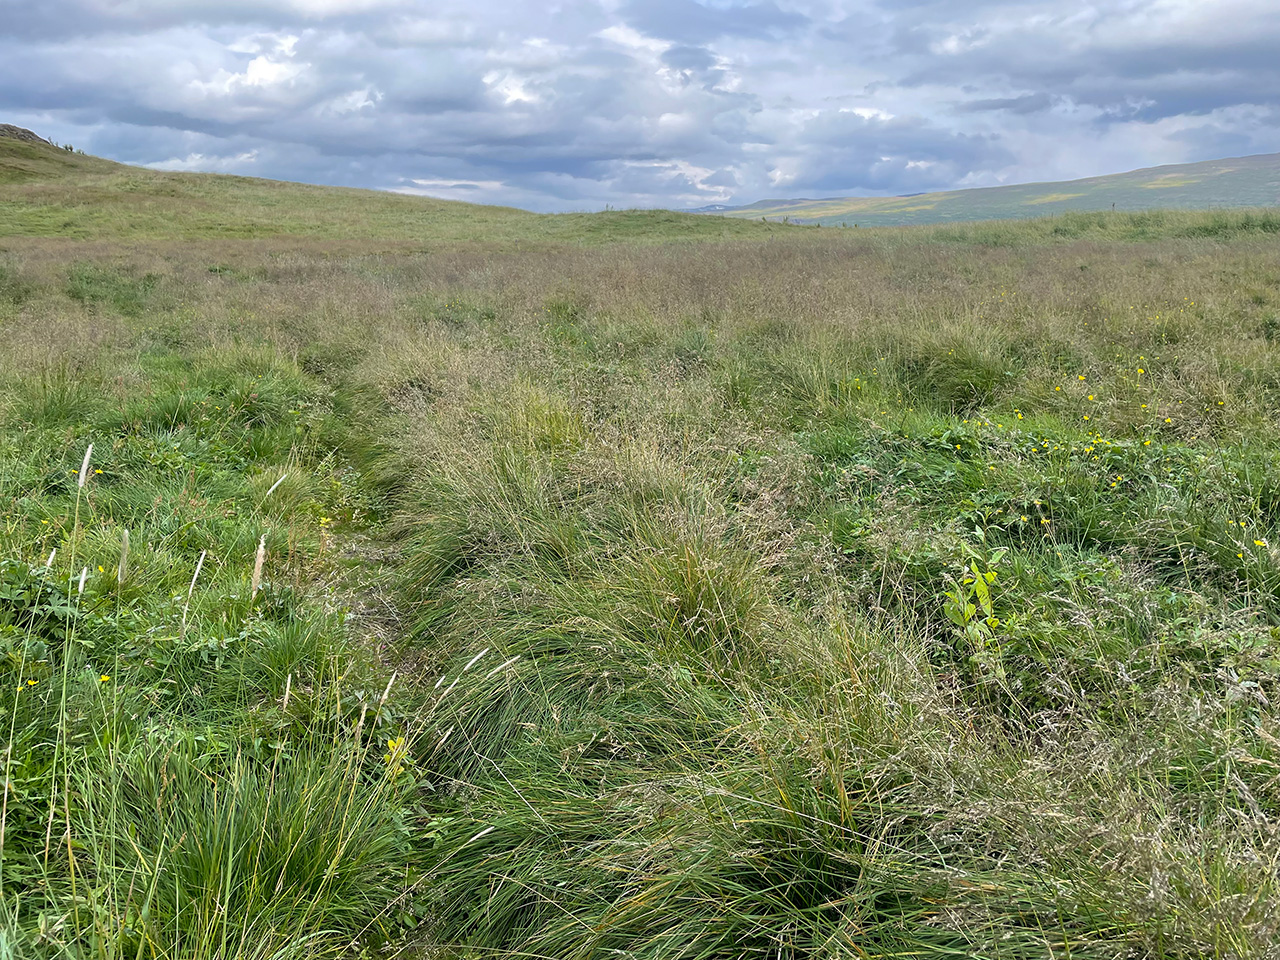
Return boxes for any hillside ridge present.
[701,151,1280,227]
[5,122,1278,234]
[0,126,769,245]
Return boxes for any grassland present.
[2,136,1280,959]
[0,138,764,247]
[709,151,1280,227]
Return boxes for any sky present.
[2,0,1278,212]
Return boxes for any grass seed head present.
[264,473,288,500]
[180,550,207,640]
[251,534,266,599]
[117,528,130,585]
[77,443,94,488]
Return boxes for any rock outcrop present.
[0,124,53,145]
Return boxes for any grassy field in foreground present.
[2,138,1280,959]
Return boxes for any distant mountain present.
[700,153,1280,227]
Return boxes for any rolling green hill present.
[0,128,767,246]
[707,152,1280,227]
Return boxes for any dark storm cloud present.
[1,0,1278,210]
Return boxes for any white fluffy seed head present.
[78,444,94,488]
[77,567,88,595]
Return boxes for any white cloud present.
[597,24,671,55]
[392,176,507,201]
[285,0,405,15]
[482,70,539,105]
[388,16,477,45]
[188,55,306,96]
[623,157,728,200]
[929,31,988,56]
[227,32,300,56]
[144,150,260,172]
[840,106,894,121]
[324,86,381,114]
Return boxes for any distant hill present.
[6,123,1278,241]
[0,124,767,246]
[702,153,1280,227]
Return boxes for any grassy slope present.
[0,138,767,245]
[714,152,1280,226]
[3,137,1280,959]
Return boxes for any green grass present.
[0,138,770,246]
[0,344,411,957]
[2,135,1280,958]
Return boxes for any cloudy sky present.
[2,0,1278,211]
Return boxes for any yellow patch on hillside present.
[1140,177,1197,189]
[777,194,954,218]
[1024,192,1085,205]
[876,200,938,212]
